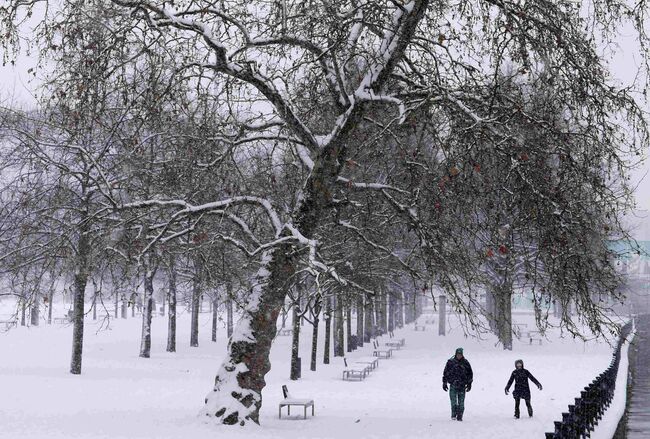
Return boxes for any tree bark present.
[190,260,201,348]
[47,286,54,325]
[310,298,321,371]
[226,284,234,338]
[494,284,513,350]
[364,294,374,342]
[334,294,344,357]
[346,302,353,352]
[212,294,218,342]
[356,296,364,347]
[290,298,301,380]
[31,293,40,326]
[323,295,332,365]
[139,256,156,358]
[166,254,177,353]
[70,215,90,375]
[20,297,26,326]
[398,291,405,328]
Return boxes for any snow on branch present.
[336,176,408,193]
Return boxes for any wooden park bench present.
[354,357,379,371]
[414,324,426,331]
[424,318,435,325]
[342,358,369,380]
[277,328,293,336]
[53,317,70,324]
[372,340,392,359]
[0,320,17,330]
[385,340,402,350]
[279,385,314,419]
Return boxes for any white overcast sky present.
[1,6,649,238]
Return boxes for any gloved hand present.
[538,384,543,391]
[466,383,471,392]
[443,383,448,392]
[504,388,509,395]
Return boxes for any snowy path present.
[0,307,618,439]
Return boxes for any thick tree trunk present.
[201,248,303,424]
[323,295,332,365]
[356,296,364,347]
[334,295,345,357]
[398,291,405,328]
[139,258,156,358]
[70,216,90,375]
[121,295,127,319]
[494,284,513,350]
[70,272,88,374]
[310,298,321,371]
[166,254,177,353]
[92,294,97,320]
[212,294,218,342]
[290,299,301,380]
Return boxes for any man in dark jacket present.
[505,359,542,418]
[442,347,473,421]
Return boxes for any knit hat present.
[455,347,464,355]
[515,359,524,367]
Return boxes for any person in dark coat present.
[443,347,473,421]
[505,359,542,418]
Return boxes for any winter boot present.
[514,408,520,419]
[528,407,533,418]
[451,407,456,420]
[456,409,463,422]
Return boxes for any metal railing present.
[545,321,633,439]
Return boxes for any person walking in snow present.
[442,347,473,421]
[505,359,542,418]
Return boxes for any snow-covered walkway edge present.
[590,328,636,439]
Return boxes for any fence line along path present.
[627,314,650,439]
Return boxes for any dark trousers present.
[515,397,532,417]
[449,386,466,418]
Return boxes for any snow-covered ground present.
[0,302,623,439]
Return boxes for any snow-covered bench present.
[279,385,314,419]
[354,357,379,370]
[385,341,402,350]
[342,358,369,380]
[277,328,293,336]
[372,340,392,359]
[414,324,426,331]
[53,317,70,324]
